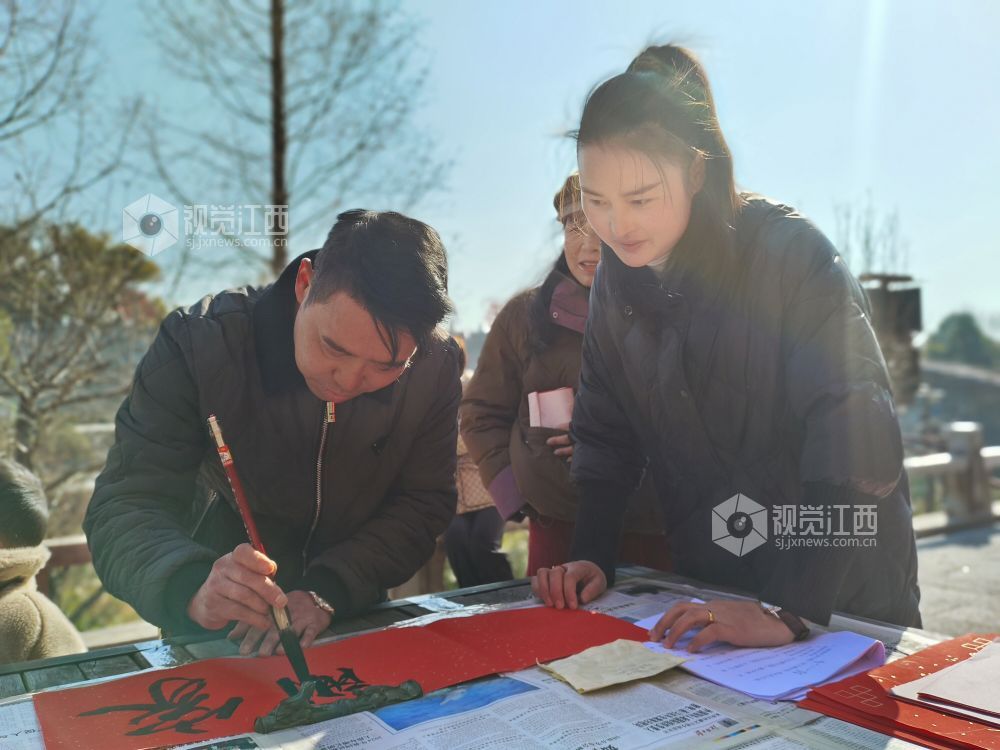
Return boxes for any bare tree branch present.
[139,0,448,281]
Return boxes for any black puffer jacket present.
[570,196,920,626]
[85,251,461,634]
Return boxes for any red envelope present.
[799,633,1000,750]
[36,607,645,750]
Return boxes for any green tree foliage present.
[925,313,1000,369]
[0,224,162,477]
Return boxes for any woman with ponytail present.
[533,45,920,650]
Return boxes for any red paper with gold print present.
[799,633,1000,750]
[35,607,645,750]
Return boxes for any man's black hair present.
[0,458,49,547]
[308,209,454,358]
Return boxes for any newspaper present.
[170,667,745,750]
[0,699,43,750]
[0,582,929,750]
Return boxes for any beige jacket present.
[0,546,87,665]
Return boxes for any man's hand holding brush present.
[186,542,333,655]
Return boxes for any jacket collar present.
[0,545,48,596]
[549,274,589,335]
[252,250,395,404]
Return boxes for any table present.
[0,567,950,748]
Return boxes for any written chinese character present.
[264,204,288,236]
[277,667,369,699]
[210,205,237,235]
[798,505,827,536]
[772,504,797,536]
[79,677,242,736]
[184,204,210,236]
[831,504,852,536]
[853,505,878,535]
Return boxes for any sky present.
[77,1,1000,334]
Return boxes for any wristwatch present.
[307,590,336,617]
[759,601,810,641]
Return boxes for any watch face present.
[309,591,335,614]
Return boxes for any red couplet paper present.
[35,607,645,750]
[799,633,1000,750]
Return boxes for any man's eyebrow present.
[581,181,662,198]
[322,335,409,368]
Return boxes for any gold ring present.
[706,609,715,625]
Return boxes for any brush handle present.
[207,414,267,555]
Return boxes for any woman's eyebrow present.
[581,182,661,198]
[623,181,662,197]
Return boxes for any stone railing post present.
[942,422,992,523]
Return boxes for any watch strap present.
[776,609,810,641]
[759,600,810,641]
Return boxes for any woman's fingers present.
[574,565,606,606]
[532,567,554,607]
[648,602,695,641]
[532,562,607,610]
[687,623,722,653]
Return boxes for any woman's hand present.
[546,432,574,462]
[531,560,607,609]
[649,599,797,652]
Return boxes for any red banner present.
[36,607,645,750]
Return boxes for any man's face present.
[293,259,416,403]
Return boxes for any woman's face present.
[578,143,696,268]
[561,201,601,287]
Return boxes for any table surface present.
[0,566,947,703]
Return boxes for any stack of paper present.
[634,612,885,702]
[890,637,1000,728]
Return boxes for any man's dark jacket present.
[84,251,462,634]
[570,196,921,626]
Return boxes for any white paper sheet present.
[634,612,885,701]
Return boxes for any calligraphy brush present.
[207,414,313,685]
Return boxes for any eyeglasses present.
[562,212,596,238]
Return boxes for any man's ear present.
[688,151,706,195]
[294,258,314,305]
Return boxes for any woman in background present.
[460,174,669,576]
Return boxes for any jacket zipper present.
[303,401,336,569]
